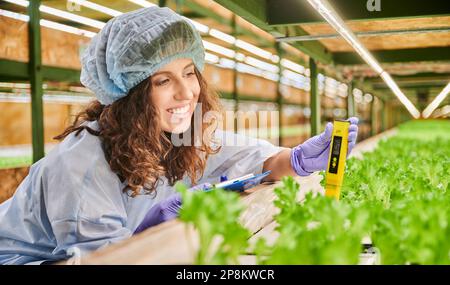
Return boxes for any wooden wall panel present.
[322,95,335,108]
[203,65,234,93]
[300,16,450,52]
[0,15,89,69]
[0,16,28,63]
[0,102,31,146]
[237,73,277,99]
[283,85,309,105]
[0,102,72,146]
[335,97,346,108]
[0,167,29,204]
[43,103,72,143]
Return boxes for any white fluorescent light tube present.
[202,40,235,58]
[204,52,219,64]
[3,0,28,7]
[218,58,236,69]
[306,0,383,74]
[282,69,295,79]
[280,77,290,85]
[236,62,263,77]
[353,88,363,98]
[41,19,97,37]
[68,0,122,17]
[318,73,325,81]
[128,0,157,8]
[209,28,235,44]
[280,58,305,74]
[0,9,96,38]
[364,93,373,103]
[422,82,450,118]
[262,71,279,82]
[0,8,28,21]
[380,72,420,118]
[271,55,280,63]
[40,5,105,29]
[5,0,105,29]
[186,18,209,34]
[282,69,306,82]
[234,53,246,61]
[235,39,272,60]
[304,83,311,91]
[325,77,338,87]
[244,56,279,73]
[307,0,421,118]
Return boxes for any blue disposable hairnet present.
[80,7,205,105]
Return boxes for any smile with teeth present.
[167,104,190,114]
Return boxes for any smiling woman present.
[0,6,286,265]
[151,59,201,134]
[54,58,221,197]
[0,5,358,265]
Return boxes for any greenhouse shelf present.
[75,120,449,265]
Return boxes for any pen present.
[214,173,254,189]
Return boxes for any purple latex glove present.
[133,183,212,234]
[290,117,359,176]
[188,182,213,192]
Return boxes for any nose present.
[174,78,194,101]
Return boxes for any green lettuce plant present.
[176,183,250,265]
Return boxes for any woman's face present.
[151,58,201,134]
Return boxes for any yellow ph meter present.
[325,120,350,200]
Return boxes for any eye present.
[185,70,196,77]
[155,78,170,86]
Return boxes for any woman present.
[0,7,358,264]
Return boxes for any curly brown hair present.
[55,69,222,197]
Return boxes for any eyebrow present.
[183,63,195,70]
[152,63,195,77]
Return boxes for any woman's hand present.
[133,193,181,234]
[133,182,212,234]
[290,117,359,176]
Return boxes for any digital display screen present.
[328,136,342,174]
[332,136,342,155]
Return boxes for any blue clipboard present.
[221,171,272,192]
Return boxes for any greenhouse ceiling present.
[214,0,450,116]
[0,0,449,115]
